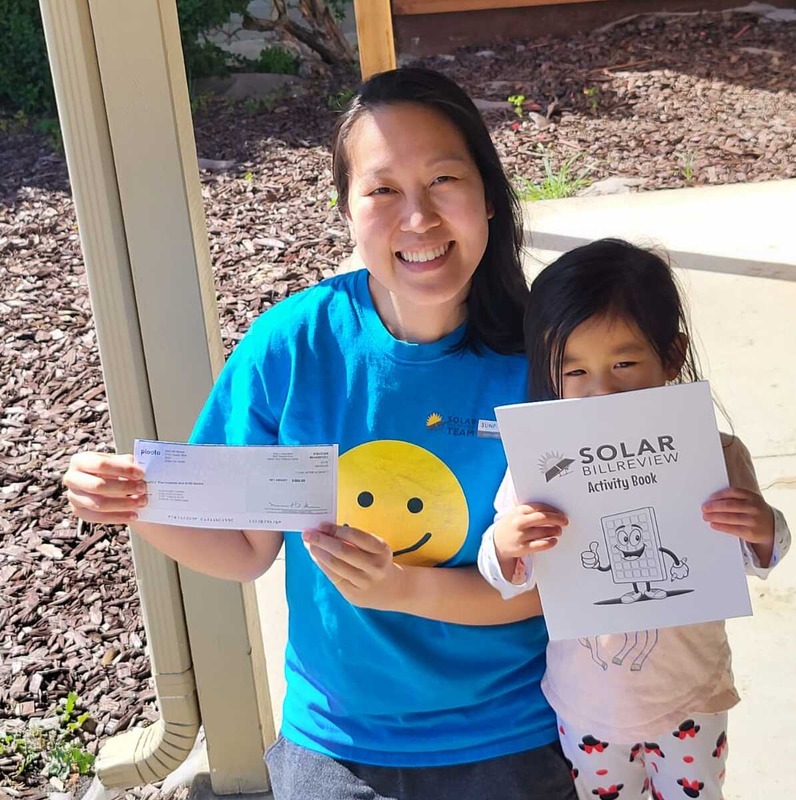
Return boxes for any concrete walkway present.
[255,180,795,799]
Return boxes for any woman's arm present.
[302,524,543,625]
[64,451,283,582]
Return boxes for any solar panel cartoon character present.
[581,506,690,604]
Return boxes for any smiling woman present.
[63,68,577,800]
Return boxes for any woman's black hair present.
[331,67,528,355]
[524,238,701,401]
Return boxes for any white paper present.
[134,439,337,531]
[495,382,752,640]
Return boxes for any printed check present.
[134,439,337,531]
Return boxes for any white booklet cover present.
[134,439,337,531]
[495,382,752,640]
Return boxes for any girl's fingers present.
[524,538,559,554]
[516,503,565,516]
[707,522,751,537]
[702,511,755,527]
[516,511,569,530]
[702,498,755,514]
[520,525,563,542]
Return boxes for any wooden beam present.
[353,0,396,78]
[394,0,607,14]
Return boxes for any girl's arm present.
[64,451,283,582]
[702,436,791,573]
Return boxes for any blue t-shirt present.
[191,269,556,766]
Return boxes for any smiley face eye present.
[357,491,374,508]
[407,497,423,514]
[616,527,630,547]
[629,527,643,547]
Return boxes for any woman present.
[64,68,576,800]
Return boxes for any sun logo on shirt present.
[426,412,444,429]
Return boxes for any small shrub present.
[515,148,594,201]
[0,693,95,782]
[0,1,56,115]
[327,88,354,112]
[0,0,250,115]
[252,47,300,76]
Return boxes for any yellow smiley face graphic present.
[338,440,469,566]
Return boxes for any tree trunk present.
[243,0,355,66]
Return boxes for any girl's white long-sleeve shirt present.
[477,434,791,742]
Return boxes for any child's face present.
[343,103,491,320]
[558,314,679,400]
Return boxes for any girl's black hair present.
[524,238,701,401]
[331,67,528,355]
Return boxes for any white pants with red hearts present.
[557,712,729,800]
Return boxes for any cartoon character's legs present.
[612,633,637,665]
[620,582,645,604]
[630,629,659,672]
[643,582,667,600]
[579,637,608,670]
[557,716,646,799]
[645,712,728,799]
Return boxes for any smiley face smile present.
[393,532,432,557]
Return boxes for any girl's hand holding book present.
[702,487,775,567]
[493,504,569,582]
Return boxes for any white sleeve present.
[741,507,791,579]
[722,434,791,579]
[476,470,536,599]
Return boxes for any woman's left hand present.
[702,487,774,564]
[302,523,405,610]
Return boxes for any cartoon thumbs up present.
[581,541,601,569]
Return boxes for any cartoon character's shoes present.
[645,588,667,600]
[621,591,644,604]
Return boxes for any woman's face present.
[343,103,491,321]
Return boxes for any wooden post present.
[353,0,397,79]
[40,0,275,793]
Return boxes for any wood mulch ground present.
[1,9,794,799]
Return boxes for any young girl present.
[64,69,577,799]
[477,239,791,800]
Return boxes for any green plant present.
[326,0,353,22]
[680,151,695,184]
[583,86,600,114]
[242,84,292,115]
[252,47,299,76]
[190,92,214,115]
[0,2,56,114]
[328,87,355,112]
[507,94,525,118]
[0,733,39,778]
[0,0,251,115]
[0,692,95,781]
[515,148,594,201]
[177,0,250,84]
[328,188,339,209]
[34,116,63,154]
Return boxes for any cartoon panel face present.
[601,507,665,585]
[338,440,469,566]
